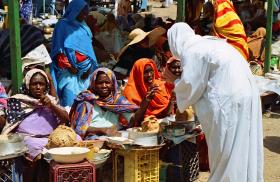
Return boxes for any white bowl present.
[48,147,90,164]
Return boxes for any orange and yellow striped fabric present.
[212,0,249,61]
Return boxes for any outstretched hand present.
[105,126,121,136]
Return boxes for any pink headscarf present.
[161,56,180,83]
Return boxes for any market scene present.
[0,0,280,181]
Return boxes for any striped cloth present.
[0,24,45,78]
[212,0,249,61]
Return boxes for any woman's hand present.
[146,84,160,101]
[104,126,121,136]
[40,95,53,108]
[40,95,70,123]
[68,66,78,75]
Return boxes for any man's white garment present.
[163,0,173,7]
[168,23,263,182]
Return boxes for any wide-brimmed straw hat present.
[117,27,166,61]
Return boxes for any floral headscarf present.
[161,56,181,83]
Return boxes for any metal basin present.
[0,134,27,159]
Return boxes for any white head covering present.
[167,23,202,59]
[24,68,50,90]
[21,44,52,71]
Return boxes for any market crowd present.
[0,0,276,181]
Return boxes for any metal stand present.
[0,160,14,182]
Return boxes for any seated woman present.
[51,0,98,107]
[123,58,173,119]
[70,68,149,140]
[3,69,69,155]
[2,69,69,181]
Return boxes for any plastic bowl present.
[48,147,90,164]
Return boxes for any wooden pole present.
[8,0,22,92]
[176,0,185,22]
[264,0,273,73]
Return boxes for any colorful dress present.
[20,0,33,22]
[212,0,249,60]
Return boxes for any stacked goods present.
[46,125,78,149]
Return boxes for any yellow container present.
[113,148,160,182]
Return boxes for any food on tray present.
[46,125,78,149]
[141,115,159,132]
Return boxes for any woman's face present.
[77,5,89,22]
[94,73,113,98]
[168,60,182,76]
[29,73,47,99]
[144,65,154,85]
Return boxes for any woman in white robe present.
[167,23,263,182]
[163,0,173,8]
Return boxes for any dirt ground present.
[149,1,280,181]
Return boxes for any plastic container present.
[49,161,96,182]
[113,148,160,182]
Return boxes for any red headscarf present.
[123,58,171,118]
